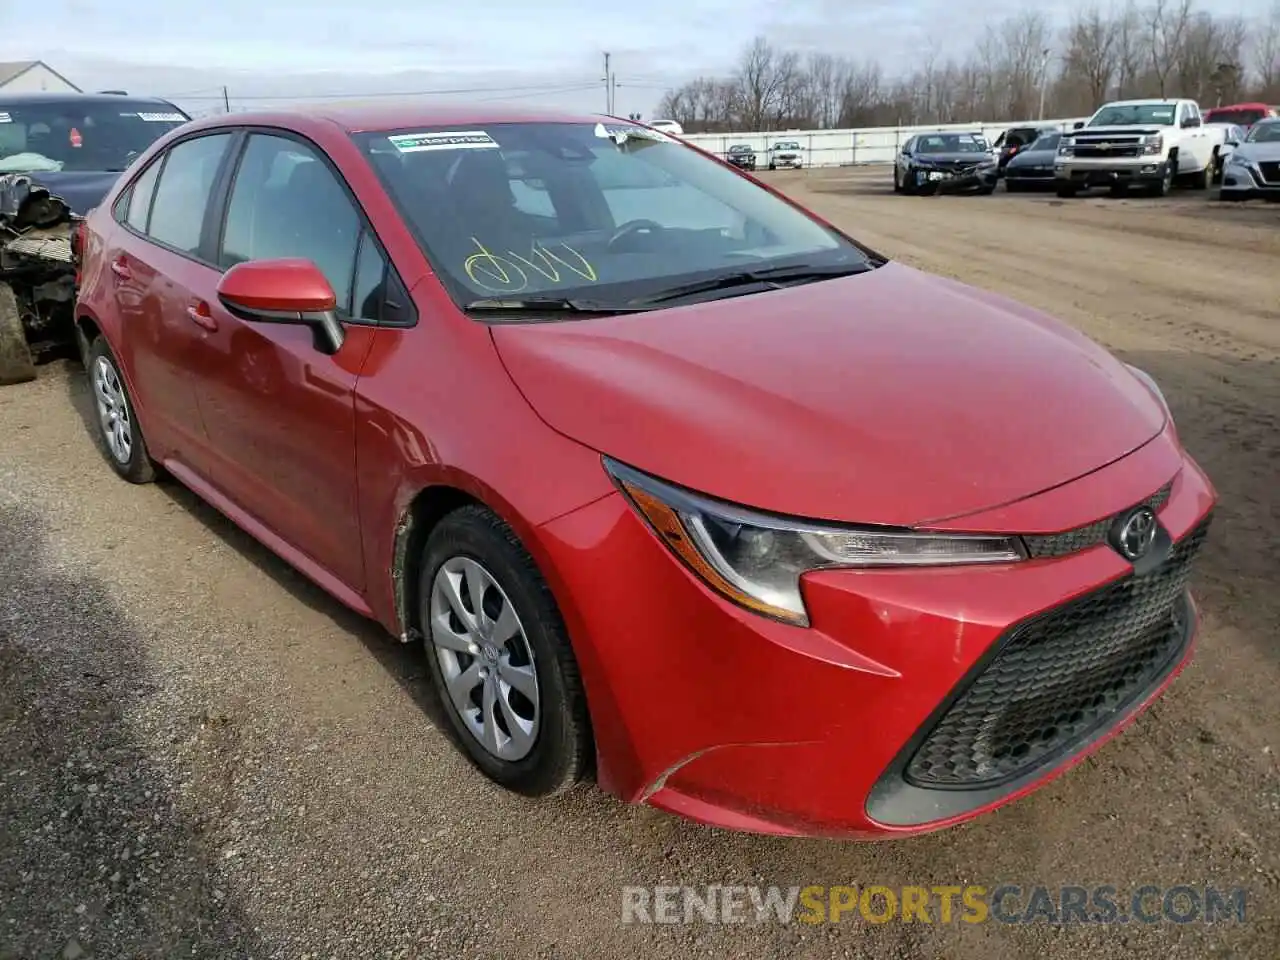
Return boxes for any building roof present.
[0,60,81,91]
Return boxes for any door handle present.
[109,257,130,279]
[186,302,218,332]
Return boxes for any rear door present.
[103,131,237,472]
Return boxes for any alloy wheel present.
[429,556,540,761]
[93,356,133,464]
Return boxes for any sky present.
[0,0,1271,118]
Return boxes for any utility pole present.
[602,52,612,114]
[222,85,230,114]
[1037,48,1051,120]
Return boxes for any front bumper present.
[770,157,802,168]
[909,163,998,193]
[727,158,757,170]
[1220,164,1280,199]
[1055,157,1169,186]
[536,425,1216,838]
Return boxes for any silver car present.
[1219,118,1280,201]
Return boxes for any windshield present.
[0,100,187,173]
[773,142,800,150]
[1088,103,1178,127]
[356,121,867,310]
[728,145,752,153]
[1205,107,1268,126]
[1245,121,1280,143]
[916,134,987,154]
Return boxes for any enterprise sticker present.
[593,122,673,143]
[134,112,187,122]
[0,112,11,123]
[388,130,499,152]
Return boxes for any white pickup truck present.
[1054,98,1227,197]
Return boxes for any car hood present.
[914,152,993,165]
[1007,150,1056,166]
[1076,126,1169,137]
[1235,140,1280,161]
[491,262,1166,527]
[15,171,121,215]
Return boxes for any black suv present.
[991,125,1053,175]
[1,92,190,384]
[725,143,757,170]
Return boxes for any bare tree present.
[1066,7,1120,107]
[1253,1,1280,97]
[1147,0,1194,97]
[655,6,1280,135]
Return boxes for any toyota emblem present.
[1114,506,1158,561]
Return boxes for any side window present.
[123,159,162,232]
[219,133,360,314]
[351,230,386,322]
[147,133,233,255]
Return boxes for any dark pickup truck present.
[1,92,189,385]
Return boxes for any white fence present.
[680,118,1089,167]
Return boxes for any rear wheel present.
[1189,157,1212,190]
[419,505,592,797]
[86,336,157,483]
[0,281,36,386]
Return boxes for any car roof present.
[177,101,603,136]
[0,91,179,107]
[1099,98,1186,106]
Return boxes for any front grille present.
[904,515,1211,789]
[1258,161,1280,184]
[1023,482,1172,559]
[1075,145,1143,158]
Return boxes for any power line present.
[165,80,608,102]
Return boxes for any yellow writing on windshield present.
[463,238,597,293]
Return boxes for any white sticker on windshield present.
[593,122,673,143]
[0,112,10,123]
[1151,109,1173,119]
[388,130,499,152]
[133,112,186,122]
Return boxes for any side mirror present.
[1226,138,1239,147]
[1072,121,1085,130]
[216,258,345,355]
[1180,116,1200,128]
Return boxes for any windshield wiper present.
[463,296,649,315]
[629,262,875,307]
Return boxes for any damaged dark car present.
[725,143,757,170]
[893,132,998,196]
[0,92,189,384]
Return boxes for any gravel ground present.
[2,170,1277,959]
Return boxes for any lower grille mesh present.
[905,515,1211,789]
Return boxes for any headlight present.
[1141,134,1163,156]
[1125,363,1169,412]
[605,458,1025,626]
[1058,138,1075,157]
[1226,152,1249,168]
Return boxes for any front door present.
[185,131,390,592]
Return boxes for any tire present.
[893,167,902,193]
[0,281,36,386]
[1150,162,1174,197]
[768,162,776,171]
[418,505,592,797]
[1055,182,1078,198]
[976,185,995,195]
[86,336,157,483]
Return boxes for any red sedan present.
[74,104,1216,838]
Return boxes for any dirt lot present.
[2,168,1277,960]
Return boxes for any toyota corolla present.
[73,104,1216,838]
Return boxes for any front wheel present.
[86,336,157,483]
[1150,163,1174,197]
[0,281,36,386]
[419,505,592,797]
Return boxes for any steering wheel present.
[607,218,665,251]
